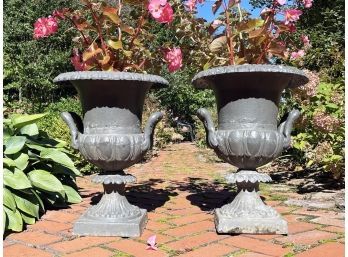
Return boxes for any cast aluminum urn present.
[193,65,308,234]
[54,71,168,237]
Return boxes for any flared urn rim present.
[192,64,309,89]
[53,71,169,88]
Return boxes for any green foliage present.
[3,113,82,233]
[156,67,215,123]
[295,0,344,81]
[251,0,344,81]
[3,0,78,105]
[282,79,344,178]
[37,97,96,174]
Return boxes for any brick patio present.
[4,143,345,257]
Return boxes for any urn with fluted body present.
[193,65,308,234]
[54,71,168,237]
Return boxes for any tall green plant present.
[3,113,81,233]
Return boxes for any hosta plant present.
[3,113,81,233]
[33,0,182,73]
[180,0,313,68]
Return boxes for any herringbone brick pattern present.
[4,143,345,257]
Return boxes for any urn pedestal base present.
[73,209,147,237]
[214,170,288,235]
[73,172,147,237]
[215,209,287,234]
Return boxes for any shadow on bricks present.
[167,177,238,211]
[89,179,178,212]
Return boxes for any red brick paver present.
[3,143,345,257]
[64,247,114,257]
[221,236,290,256]
[49,236,116,253]
[177,243,238,257]
[4,244,53,257]
[107,240,168,257]
[276,230,337,245]
[7,231,62,245]
[295,242,345,257]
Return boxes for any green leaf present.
[4,206,23,232]
[31,189,45,212]
[26,144,47,152]
[20,123,39,136]
[40,148,79,175]
[11,113,46,129]
[4,136,26,154]
[103,7,121,24]
[63,185,82,204]
[12,192,40,218]
[20,211,36,225]
[4,168,32,190]
[107,40,123,50]
[3,188,16,211]
[3,210,7,234]
[14,153,29,170]
[3,158,16,167]
[28,169,65,196]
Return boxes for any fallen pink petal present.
[146,235,158,250]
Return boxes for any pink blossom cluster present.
[164,48,183,72]
[33,16,59,39]
[313,112,341,133]
[314,141,333,162]
[148,0,174,24]
[184,0,205,12]
[293,70,320,98]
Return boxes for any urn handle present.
[278,109,300,149]
[197,108,218,148]
[61,112,83,150]
[141,112,163,152]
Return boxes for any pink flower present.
[290,49,305,60]
[303,0,313,8]
[283,9,303,25]
[185,0,197,11]
[71,48,86,71]
[184,0,204,11]
[301,35,310,47]
[33,16,58,39]
[276,0,286,5]
[146,235,158,250]
[155,3,174,23]
[165,47,183,73]
[148,0,167,19]
[148,0,174,23]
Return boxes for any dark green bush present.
[3,0,78,107]
[156,67,215,124]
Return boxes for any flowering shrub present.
[285,71,344,178]
[178,0,312,68]
[33,0,181,73]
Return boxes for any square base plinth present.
[73,209,147,237]
[215,209,288,235]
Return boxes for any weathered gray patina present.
[193,64,308,234]
[54,71,168,237]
